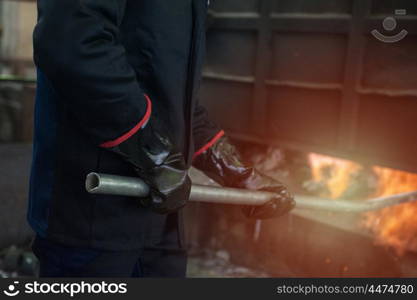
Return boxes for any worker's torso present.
[29,0,209,249]
[120,0,208,162]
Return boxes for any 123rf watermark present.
[2,280,127,297]
[277,284,415,296]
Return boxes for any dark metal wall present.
[201,0,417,173]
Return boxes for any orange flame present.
[308,153,417,255]
[364,167,417,255]
[308,153,362,199]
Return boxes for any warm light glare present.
[308,153,362,199]
[308,153,417,255]
[365,167,417,255]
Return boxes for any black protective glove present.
[107,118,191,214]
[193,136,295,219]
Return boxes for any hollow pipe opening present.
[85,172,101,194]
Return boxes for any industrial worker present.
[28,0,295,277]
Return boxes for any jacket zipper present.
[184,1,199,162]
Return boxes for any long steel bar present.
[85,173,417,212]
[86,173,276,206]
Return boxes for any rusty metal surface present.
[201,0,417,173]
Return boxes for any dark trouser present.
[32,212,187,277]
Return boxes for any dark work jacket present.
[28,0,223,250]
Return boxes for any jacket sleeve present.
[33,0,150,146]
[192,103,224,161]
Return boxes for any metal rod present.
[0,75,36,84]
[86,173,150,198]
[85,173,417,212]
[190,185,274,205]
[293,192,417,213]
[86,172,275,205]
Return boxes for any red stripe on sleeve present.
[100,94,152,148]
[192,130,225,160]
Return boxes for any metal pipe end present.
[85,172,100,194]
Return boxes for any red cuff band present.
[193,130,225,160]
[100,94,152,148]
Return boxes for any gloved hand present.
[107,117,191,214]
[193,135,295,219]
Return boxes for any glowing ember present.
[308,153,417,255]
[308,153,362,199]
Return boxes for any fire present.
[372,166,417,197]
[308,153,362,199]
[308,153,417,255]
[364,167,417,255]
